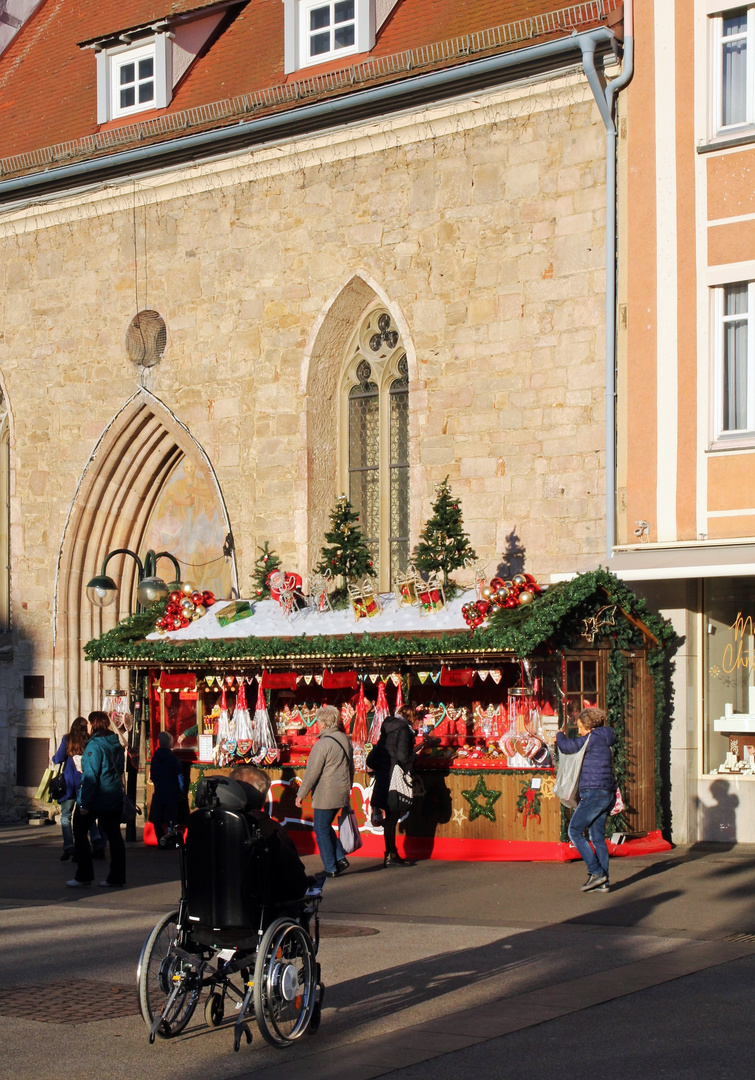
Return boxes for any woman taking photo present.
[556,706,617,893]
[67,711,126,889]
[368,706,416,868]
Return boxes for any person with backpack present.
[67,711,126,889]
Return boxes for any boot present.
[383,852,411,867]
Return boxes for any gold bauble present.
[512,574,527,586]
[518,589,534,605]
[180,597,194,611]
[193,604,206,618]
[481,585,493,601]
[191,610,202,621]
[181,581,196,595]
[495,586,509,602]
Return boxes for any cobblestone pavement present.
[0,824,753,1080]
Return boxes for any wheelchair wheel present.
[137,910,202,1038]
[205,991,224,1027]
[253,917,318,1047]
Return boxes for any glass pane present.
[582,663,598,694]
[723,12,748,36]
[310,31,330,55]
[723,317,748,430]
[566,663,582,693]
[138,81,154,104]
[120,63,135,86]
[704,578,755,774]
[723,38,747,126]
[335,1,355,22]
[120,86,136,109]
[725,283,748,315]
[349,385,379,579]
[334,25,355,48]
[138,57,154,79]
[310,6,330,30]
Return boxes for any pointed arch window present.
[0,393,9,630]
[342,310,409,590]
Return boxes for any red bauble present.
[179,616,190,628]
[191,591,203,604]
[504,597,518,608]
[169,591,182,603]
[202,591,215,606]
[477,600,490,616]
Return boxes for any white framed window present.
[339,309,409,590]
[95,34,172,123]
[283,0,375,74]
[712,280,755,440]
[711,6,755,135]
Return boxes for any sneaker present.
[66,879,93,888]
[99,881,125,888]
[581,872,608,892]
[595,883,610,892]
[336,858,350,873]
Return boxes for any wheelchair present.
[136,776,325,1051]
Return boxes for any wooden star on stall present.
[452,807,466,826]
[461,775,502,822]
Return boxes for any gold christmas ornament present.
[181,581,196,595]
[512,574,527,586]
[518,589,534,605]
[193,604,206,618]
[180,598,194,611]
[481,585,493,601]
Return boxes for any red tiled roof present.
[0,0,621,171]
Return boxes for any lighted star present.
[452,807,466,826]
[461,775,502,822]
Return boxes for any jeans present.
[312,807,346,874]
[60,798,102,854]
[568,788,616,877]
[73,806,126,885]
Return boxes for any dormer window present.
[91,32,173,124]
[283,0,375,74]
[112,44,157,117]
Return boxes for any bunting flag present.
[232,681,253,742]
[303,675,313,685]
[368,680,389,745]
[224,675,236,690]
[395,677,404,712]
[430,671,441,683]
[369,673,380,684]
[417,672,429,685]
[389,673,401,687]
[478,670,490,682]
[204,676,216,689]
[217,688,231,741]
[489,669,503,685]
[314,675,323,685]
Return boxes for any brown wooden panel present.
[620,650,656,833]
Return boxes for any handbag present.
[553,734,591,809]
[338,805,363,854]
[48,763,67,802]
[35,766,55,803]
[388,764,414,812]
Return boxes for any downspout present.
[580,1,634,562]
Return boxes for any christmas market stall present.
[85,568,676,862]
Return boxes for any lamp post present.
[86,548,182,841]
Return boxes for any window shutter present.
[96,50,109,124]
[155,33,173,109]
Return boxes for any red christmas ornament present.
[202,591,216,606]
[191,591,203,604]
[169,591,182,603]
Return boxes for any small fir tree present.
[413,477,477,588]
[252,541,282,599]
[317,495,375,582]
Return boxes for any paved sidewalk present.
[0,824,753,1080]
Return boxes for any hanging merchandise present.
[501,686,544,766]
[352,683,369,771]
[217,687,231,741]
[251,683,279,765]
[322,670,358,690]
[368,680,389,745]
[232,680,254,747]
[395,677,404,713]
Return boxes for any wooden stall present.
[86,570,675,861]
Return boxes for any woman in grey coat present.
[295,705,354,877]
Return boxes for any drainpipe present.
[580,1,634,562]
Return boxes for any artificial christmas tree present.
[413,477,477,590]
[317,495,375,586]
[252,541,281,599]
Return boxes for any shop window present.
[711,6,755,136]
[283,0,375,73]
[712,281,755,442]
[564,657,600,726]
[704,578,755,774]
[342,309,409,590]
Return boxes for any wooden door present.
[620,649,656,834]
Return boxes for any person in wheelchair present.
[137,767,325,1051]
[229,765,312,905]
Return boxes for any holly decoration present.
[413,478,476,589]
[155,584,216,634]
[317,494,375,582]
[462,573,541,629]
[253,541,282,599]
[515,781,542,826]
[460,775,502,822]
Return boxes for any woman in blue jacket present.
[52,717,104,861]
[556,706,616,893]
[67,711,126,889]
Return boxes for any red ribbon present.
[521,788,541,826]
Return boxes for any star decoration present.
[461,775,501,822]
[539,775,556,801]
[452,807,466,826]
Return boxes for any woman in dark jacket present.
[369,708,416,868]
[556,706,617,893]
[67,711,126,889]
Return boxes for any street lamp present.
[86,548,181,611]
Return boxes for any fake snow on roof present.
[146,591,479,642]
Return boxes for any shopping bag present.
[35,767,55,803]
[553,734,590,809]
[338,806,363,854]
[610,786,625,816]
